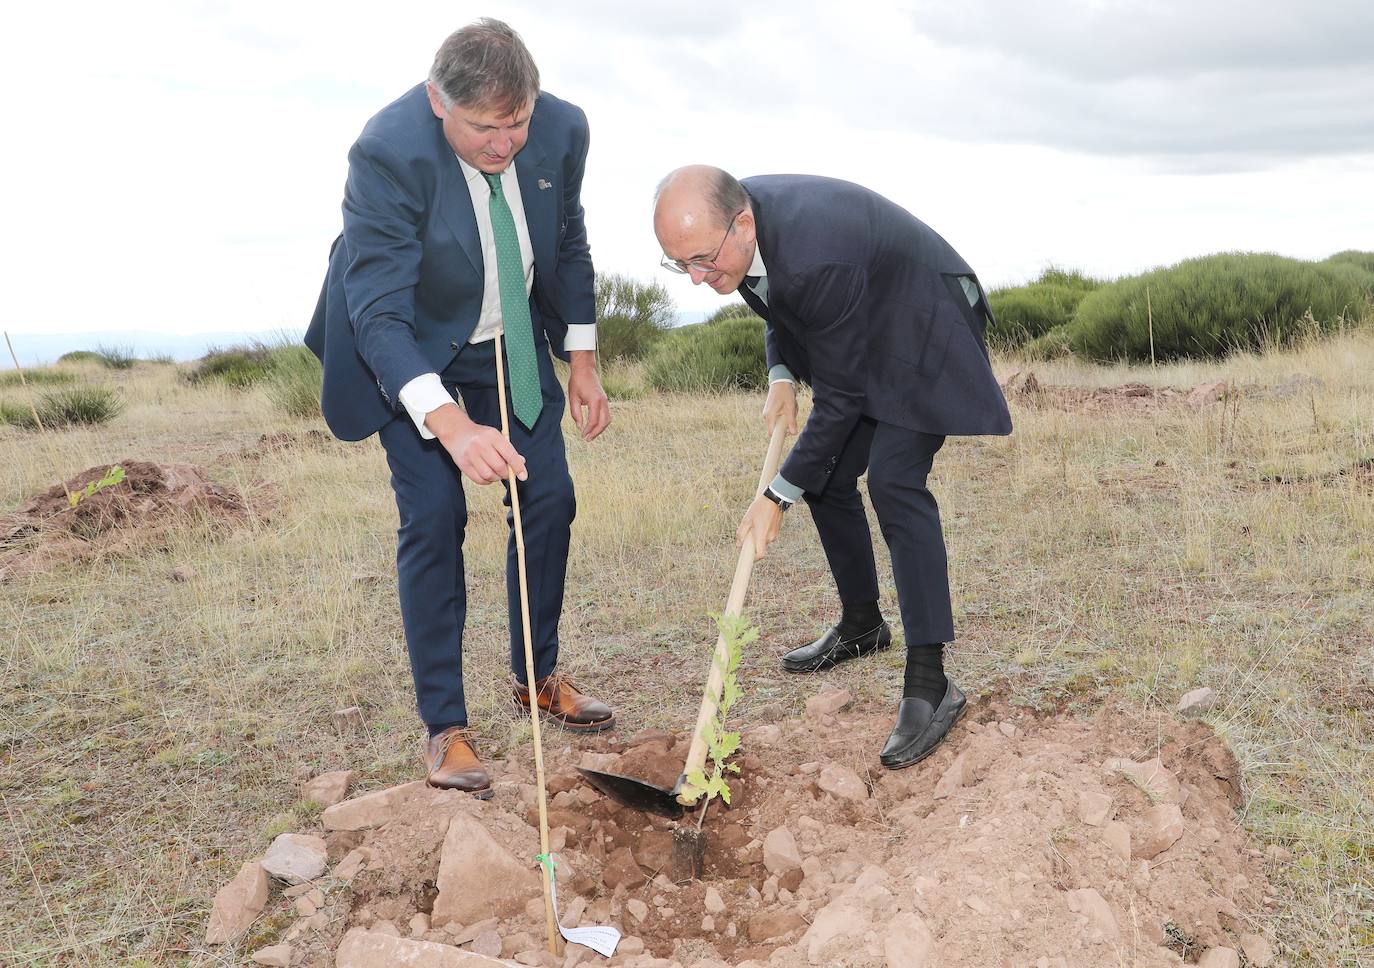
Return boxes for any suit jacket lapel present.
[516,137,557,284]
[436,153,483,278]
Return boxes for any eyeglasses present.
[660,210,744,274]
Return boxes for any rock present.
[1077,791,1114,827]
[332,706,366,734]
[805,687,853,717]
[1069,888,1119,941]
[618,937,645,956]
[322,781,429,831]
[205,860,269,944]
[817,764,867,801]
[1102,822,1131,861]
[746,724,783,747]
[1240,933,1274,966]
[703,886,726,914]
[294,895,317,917]
[410,913,431,937]
[432,813,539,927]
[1134,803,1185,859]
[578,751,620,772]
[1178,687,1217,717]
[882,914,934,967]
[601,846,647,890]
[998,721,1018,737]
[1265,844,1293,863]
[261,833,328,885]
[801,895,865,964]
[1187,381,1229,407]
[471,929,503,958]
[334,846,370,880]
[336,927,511,966]
[1104,757,1182,805]
[933,753,968,799]
[635,830,672,873]
[250,944,293,967]
[1197,948,1241,968]
[701,915,715,932]
[778,868,803,893]
[170,564,197,582]
[626,898,649,922]
[762,827,803,875]
[749,908,806,941]
[303,770,357,807]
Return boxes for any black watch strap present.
[763,486,794,511]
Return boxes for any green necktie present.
[483,172,542,429]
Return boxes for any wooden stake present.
[4,331,74,506]
[493,336,560,957]
[1146,286,1157,372]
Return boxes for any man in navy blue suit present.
[654,166,1012,769]
[307,20,615,797]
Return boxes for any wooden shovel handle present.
[677,422,787,805]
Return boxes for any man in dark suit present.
[306,19,614,797]
[653,166,1011,768]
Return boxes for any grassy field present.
[2,332,1372,965]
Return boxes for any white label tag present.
[544,856,620,958]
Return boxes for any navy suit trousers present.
[804,418,954,646]
[378,337,574,729]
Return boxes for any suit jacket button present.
[450,340,460,350]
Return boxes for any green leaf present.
[719,781,732,805]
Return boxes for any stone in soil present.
[432,813,539,927]
[1178,686,1217,717]
[1197,948,1241,968]
[260,833,328,885]
[762,826,803,875]
[205,860,269,944]
[817,764,867,801]
[1135,803,1186,859]
[336,927,509,966]
[805,687,853,717]
[249,944,292,967]
[322,780,429,831]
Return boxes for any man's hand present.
[425,403,527,485]
[763,381,798,436]
[736,494,783,562]
[567,350,611,441]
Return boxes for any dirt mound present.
[213,695,1279,967]
[0,460,248,581]
[999,369,1234,413]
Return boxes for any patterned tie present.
[483,172,541,429]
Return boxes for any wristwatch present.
[762,486,794,512]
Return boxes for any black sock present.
[428,720,467,738]
[837,601,882,638]
[903,643,948,705]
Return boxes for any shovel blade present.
[576,767,684,819]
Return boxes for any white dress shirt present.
[398,155,596,438]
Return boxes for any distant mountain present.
[2,312,718,370]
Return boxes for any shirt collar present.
[456,154,515,186]
[747,244,767,278]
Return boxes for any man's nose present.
[492,134,513,155]
[688,266,710,285]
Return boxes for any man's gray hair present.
[429,18,539,113]
[654,166,750,227]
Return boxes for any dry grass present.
[2,332,1372,965]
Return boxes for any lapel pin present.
[537,178,552,190]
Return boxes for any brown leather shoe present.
[423,726,493,797]
[513,672,615,732]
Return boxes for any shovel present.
[578,422,788,819]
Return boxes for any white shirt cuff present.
[768,364,795,385]
[398,373,455,440]
[563,324,597,352]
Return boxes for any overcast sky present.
[2,0,1371,336]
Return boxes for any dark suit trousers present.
[804,417,954,646]
[378,336,574,729]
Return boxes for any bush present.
[95,344,138,370]
[0,387,126,429]
[1323,250,1374,278]
[644,315,768,393]
[1022,325,1075,360]
[184,343,274,387]
[705,302,757,324]
[0,368,76,388]
[1067,252,1372,361]
[263,344,323,418]
[987,267,1103,348]
[57,350,104,365]
[594,274,676,362]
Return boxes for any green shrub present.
[987,267,1103,348]
[263,344,323,418]
[644,316,767,393]
[185,343,274,387]
[1323,250,1374,278]
[0,368,76,388]
[95,344,138,370]
[1067,253,1372,361]
[1022,325,1075,360]
[595,274,676,362]
[0,400,37,428]
[4,387,126,428]
[57,350,104,365]
[705,302,757,323]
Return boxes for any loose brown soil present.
[249,693,1276,967]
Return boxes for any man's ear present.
[425,83,447,120]
[736,206,757,242]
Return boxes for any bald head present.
[653,165,756,295]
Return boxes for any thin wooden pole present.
[4,331,74,506]
[493,336,559,957]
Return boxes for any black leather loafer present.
[879,679,967,770]
[781,621,892,673]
